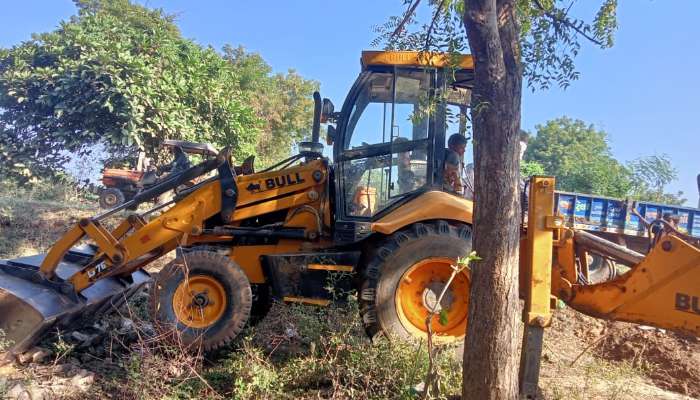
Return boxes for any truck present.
[556,191,700,247]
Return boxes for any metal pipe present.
[574,230,644,266]
[311,91,322,143]
[696,173,700,209]
[93,155,223,221]
[209,227,307,240]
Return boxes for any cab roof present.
[163,139,218,156]
[361,50,474,71]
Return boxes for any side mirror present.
[326,125,336,145]
[321,98,335,123]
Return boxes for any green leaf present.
[438,309,449,326]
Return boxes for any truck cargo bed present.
[555,191,700,239]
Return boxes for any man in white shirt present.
[444,134,473,199]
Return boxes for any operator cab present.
[324,51,474,238]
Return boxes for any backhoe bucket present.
[0,246,150,359]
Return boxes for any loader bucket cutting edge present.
[0,248,150,360]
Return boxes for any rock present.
[91,320,109,333]
[140,321,155,336]
[16,346,51,365]
[16,352,33,365]
[70,331,100,348]
[117,318,135,334]
[28,385,48,400]
[70,369,95,391]
[50,363,75,375]
[284,325,299,339]
[413,381,425,394]
[7,383,30,400]
[31,348,52,364]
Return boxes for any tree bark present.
[462,0,523,399]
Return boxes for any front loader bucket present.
[0,246,150,359]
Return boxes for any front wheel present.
[359,221,473,344]
[149,251,252,351]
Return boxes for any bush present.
[179,298,463,400]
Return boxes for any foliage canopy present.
[0,0,317,181]
[373,0,618,90]
[525,117,685,205]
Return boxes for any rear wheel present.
[586,254,617,283]
[99,188,125,209]
[149,251,252,351]
[359,221,473,344]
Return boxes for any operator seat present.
[139,170,158,187]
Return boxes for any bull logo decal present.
[675,293,700,315]
[246,173,306,193]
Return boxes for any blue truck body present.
[554,191,700,239]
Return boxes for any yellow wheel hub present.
[395,257,470,342]
[172,275,227,329]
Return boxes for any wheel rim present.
[104,193,118,206]
[395,257,470,341]
[172,275,228,329]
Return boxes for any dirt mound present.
[594,322,700,398]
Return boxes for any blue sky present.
[1,1,698,205]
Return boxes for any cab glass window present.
[342,68,434,217]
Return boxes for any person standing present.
[444,134,473,199]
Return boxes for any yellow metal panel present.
[70,180,223,291]
[567,235,700,336]
[81,220,123,263]
[40,225,85,276]
[361,51,474,70]
[235,160,326,208]
[232,190,314,222]
[551,236,577,300]
[112,219,134,240]
[230,242,303,284]
[371,191,473,235]
[307,264,354,272]
[523,177,555,327]
[283,296,330,306]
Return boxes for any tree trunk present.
[462,0,523,399]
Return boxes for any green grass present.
[106,299,463,400]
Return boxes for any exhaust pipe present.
[311,91,322,144]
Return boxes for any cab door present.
[334,67,437,231]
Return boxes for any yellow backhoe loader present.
[1,51,698,397]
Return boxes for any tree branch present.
[424,0,448,50]
[391,0,422,39]
[532,0,605,47]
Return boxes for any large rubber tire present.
[149,251,253,351]
[359,221,473,343]
[586,254,617,284]
[99,188,125,209]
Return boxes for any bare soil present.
[594,321,700,398]
[540,307,697,399]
